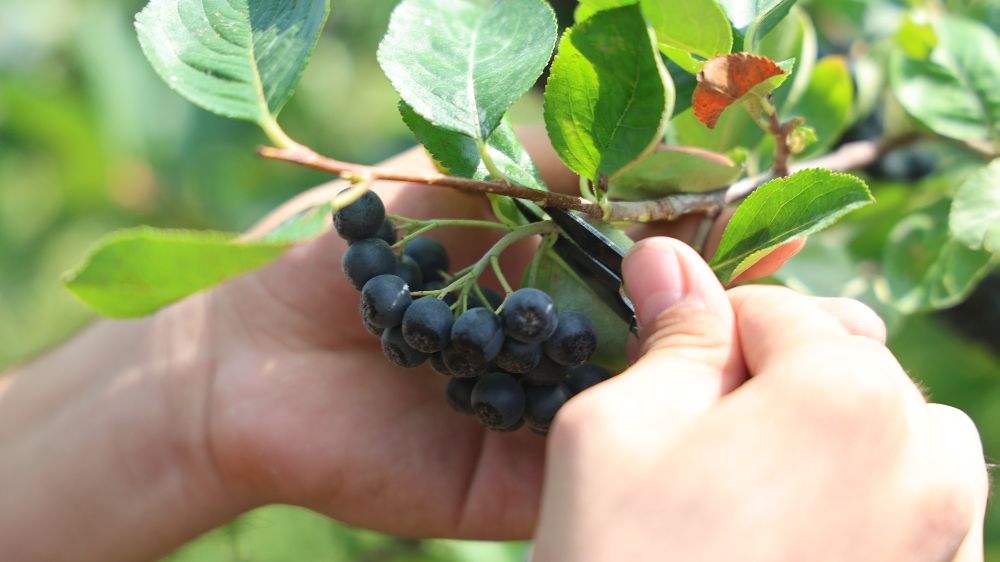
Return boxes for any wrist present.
[0,295,250,561]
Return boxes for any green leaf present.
[608,146,744,199]
[895,13,937,60]
[378,0,557,141]
[262,202,334,243]
[641,0,733,62]
[784,55,854,158]
[950,160,1000,253]
[64,228,288,318]
[718,0,797,50]
[574,0,635,22]
[400,103,546,191]
[885,199,995,314]
[709,169,874,284]
[890,14,1000,143]
[544,5,674,182]
[530,250,629,372]
[135,0,329,142]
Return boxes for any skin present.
[0,132,983,561]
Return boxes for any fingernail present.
[622,238,687,329]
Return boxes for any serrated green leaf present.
[608,146,744,199]
[718,0,797,50]
[64,228,288,318]
[710,169,874,284]
[885,199,995,314]
[135,0,329,138]
[950,160,1000,253]
[641,0,733,62]
[544,5,673,182]
[784,55,854,158]
[400,103,545,191]
[262,202,334,243]
[529,250,628,372]
[378,0,557,142]
[574,0,635,22]
[890,14,1000,143]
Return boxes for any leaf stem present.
[490,256,514,295]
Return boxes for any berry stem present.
[490,255,514,296]
[413,221,557,304]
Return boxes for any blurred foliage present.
[0,0,997,560]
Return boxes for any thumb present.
[620,238,744,415]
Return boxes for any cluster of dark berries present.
[334,188,615,435]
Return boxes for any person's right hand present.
[533,237,988,562]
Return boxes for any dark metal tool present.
[513,199,637,334]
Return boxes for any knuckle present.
[910,480,977,555]
[783,337,908,427]
[640,301,730,359]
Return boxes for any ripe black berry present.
[471,372,526,431]
[473,287,505,311]
[360,274,412,329]
[402,297,454,353]
[342,238,397,290]
[375,218,397,245]
[445,377,477,415]
[441,345,490,378]
[565,364,613,395]
[429,351,452,376]
[494,337,542,375]
[451,307,504,363]
[363,314,385,337]
[381,325,428,368]
[502,288,558,343]
[424,281,458,306]
[544,311,597,366]
[334,189,385,242]
[396,255,424,292]
[522,354,567,385]
[523,384,571,435]
[403,236,450,283]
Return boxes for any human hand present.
[533,237,988,561]
[185,131,803,539]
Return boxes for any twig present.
[259,134,923,224]
[258,146,603,216]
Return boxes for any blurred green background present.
[0,0,996,560]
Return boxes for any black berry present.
[445,377,478,415]
[523,384,571,435]
[471,372,526,431]
[342,238,397,290]
[441,345,490,378]
[334,189,385,242]
[402,297,454,353]
[494,337,542,375]
[502,288,558,343]
[544,311,597,366]
[360,274,412,329]
[374,218,397,245]
[565,364,613,395]
[403,236,450,283]
[424,281,458,306]
[396,255,424,292]
[451,307,504,363]
[363,315,385,337]
[473,287,505,311]
[381,325,428,368]
[522,354,567,385]
[430,352,452,376]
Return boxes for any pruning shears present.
[513,199,638,335]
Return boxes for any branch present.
[258,146,604,217]
[259,134,921,224]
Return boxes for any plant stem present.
[259,133,925,224]
[490,256,514,295]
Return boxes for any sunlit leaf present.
[710,169,874,284]
[64,228,288,318]
[950,160,1000,253]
